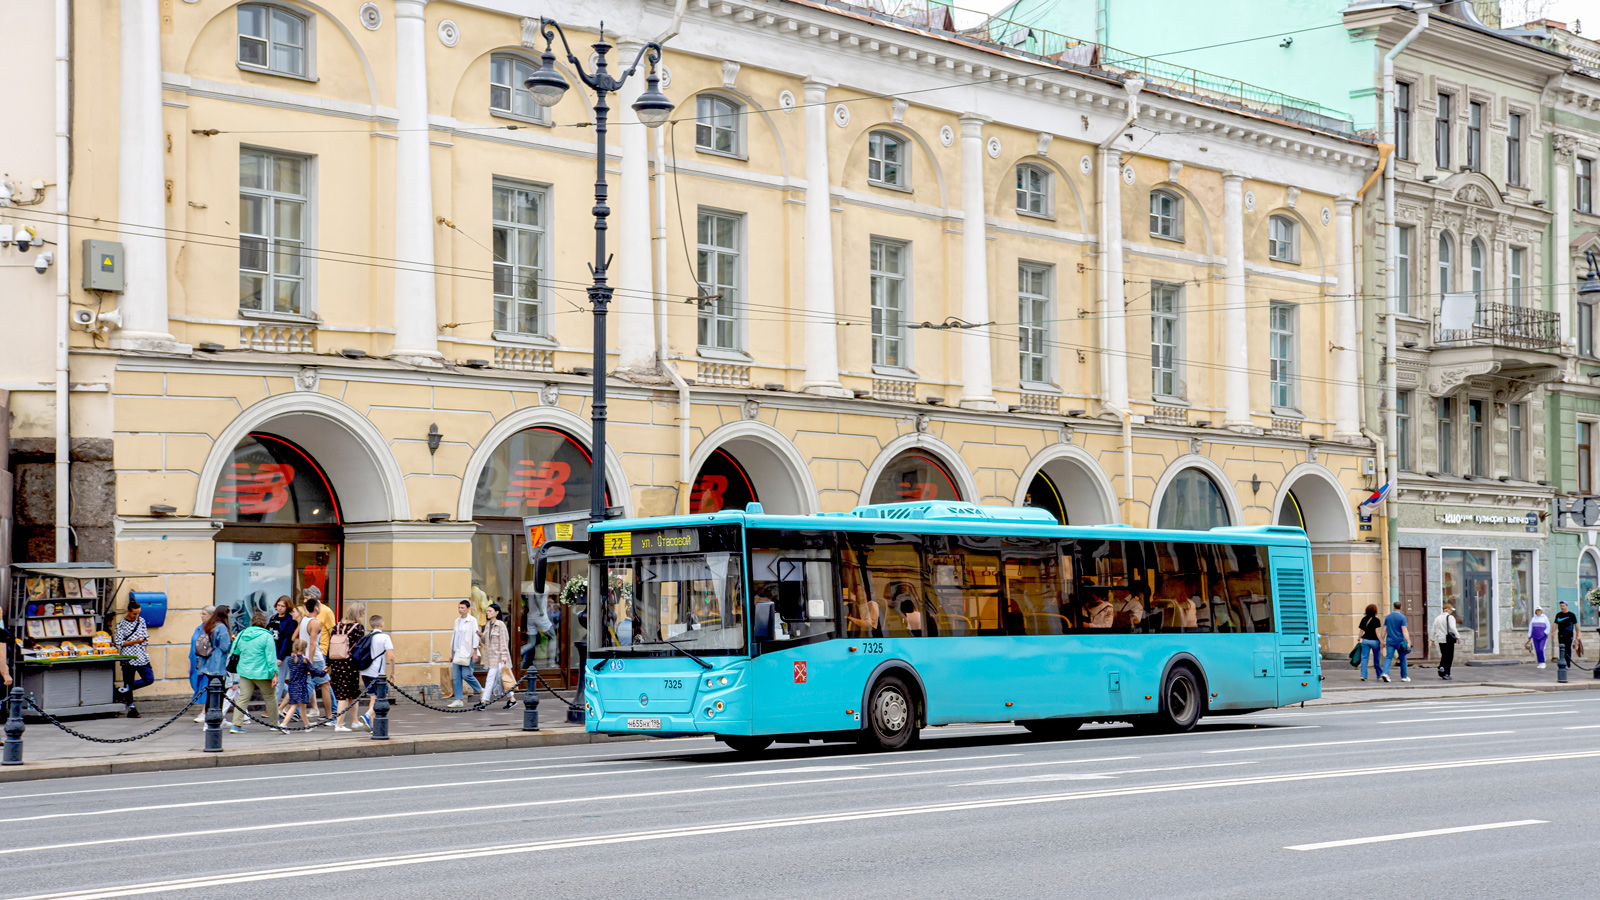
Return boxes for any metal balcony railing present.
[1433,302,1562,351]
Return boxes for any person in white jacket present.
[448,600,484,708]
[1430,604,1461,680]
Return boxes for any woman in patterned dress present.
[328,601,366,732]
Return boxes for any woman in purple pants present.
[1528,607,1550,669]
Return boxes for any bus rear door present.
[1272,548,1317,703]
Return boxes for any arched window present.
[1156,468,1231,531]
[869,452,961,504]
[1438,232,1454,293]
[472,427,608,517]
[489,54,548,123]
[1470,238,1486,322]
[1016,164,1051,216]
[1149,190,1182,240]
[238,3,310,78]
[1581,550,1600,628]
[695,94,742,156]
[1268,215,1298,263]
[867,131,909,189]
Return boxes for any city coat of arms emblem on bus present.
[793,661,807,684]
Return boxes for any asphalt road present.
[2,692,1597,900]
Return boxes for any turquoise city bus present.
[563,500,1321,752]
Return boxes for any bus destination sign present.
[603,528,701,557]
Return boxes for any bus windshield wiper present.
[627,638,713,669]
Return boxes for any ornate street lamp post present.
[526,19,673,526]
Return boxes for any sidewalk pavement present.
[4,658,1596,783]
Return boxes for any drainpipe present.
[1382,9,1428,611]
[1097,76,1142,522]
[651,0,691,513]
[54,0,71,562]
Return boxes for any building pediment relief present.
[1427,360,1500,396]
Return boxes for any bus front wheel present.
[1153,665,1203,733]
[863,675,919,751]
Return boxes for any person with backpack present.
[1430,604,1460,680]
[227,610,281,733]
[357,614,394,730]
[328,601,366,732]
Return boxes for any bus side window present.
[1220,544,1273,632]
[1002,537,1064,635]
[1201,544,1247,633]
[861,537,930,638]
[749,532,840,642]
[1149,541,1204,633]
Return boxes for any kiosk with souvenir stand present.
[6,563,151,717]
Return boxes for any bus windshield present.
[592,552,746,655]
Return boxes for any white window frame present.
[1580,298,1598,358]
[867,131,911,191]
[1508,246,1525,307]
[489,54,551,126]
[1470,238,1486,323]
[1017,261,1054,387]
[1438,231,1455,294]
[1506,111,1523,186]
[1016,164,1052,219]
[1466,100,1483,173]
[695,94,744,159]
[237,2,315,81]
[1268,215,1298,264]
[491,178,550,340]
[1467,397,1488,477]
[1149,190,1183,241]
[696,208,745,353]
[1269,301,1297,411]
[1579,157,1594,215]
[1396,390,1413,472]
[1151,281,1183,400]
[1437,395,1456,475]
[1396,225,1413,316]
[1508,400,1525,481]
[238,147,314,319]
[870,237,911,371]
[1435,91,1452,171]
[1395,81,1412,161]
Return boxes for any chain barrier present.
[23,688,205,744]
[530,669,582,711]
[385,673,525,713]
[221,680,376,732]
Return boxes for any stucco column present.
[958,115,999,410]
[1334,197,1359,438]
[391,0,441,363]
[1554,136,1576,348]
[614,42,655,374]
[1101,149,1129,410]
[1223,172,1250,430]
[800,78,847,396]
[114,0,177,350]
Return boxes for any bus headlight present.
[706,677,715,688]
[718,676,729,686]
[704,706,715,718]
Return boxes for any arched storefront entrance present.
[686,423,819,516]
[868,451,963,504]
[1274,468,1354,543]
[1154,465,1236,531]
[691,448,759,513]
[1016,447,1118,524]
[212,433,342,633]
[470,426,613,688]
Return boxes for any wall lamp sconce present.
[149,503,177,516]
[1250,475,1261,495]
[427,423,442,455]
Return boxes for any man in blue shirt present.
[1383,601,1411,683]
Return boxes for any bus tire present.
[1021,719,1082,738]
[1154,665,1203,733]
[719,735,773,755]
[863,674,919,751]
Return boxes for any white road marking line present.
[706,753,1015,778]
[1204,731,1514,753]
[956,760,1256,786]
[959,774,1115,785]
[1058,724,1320,743]
[1284,820,1547,851]
[1564,725,1600,730]
[490,746,945,773]
[13,753,1600,900]
[1378,712,1574,724]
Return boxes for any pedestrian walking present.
[273,598,300,706]
[1527,607,1550,669]
[227,610,281,733]
[1430,604,1460,680]
[449,599,484,708]
[190,605,231,723]
[113,601,154,718]
[188,605,215,697]
[359,614,394,730]
[279,639,313,729]
[481,603,514,704]
[300,590,334,719]
[1383,601,1411,682]
[1358,604,1386,682]
[1555,601,1579,669]
[328,602,366,732]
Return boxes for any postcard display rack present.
[7,564,137,716]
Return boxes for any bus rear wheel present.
[1153,665,1203,733]
[719,735,773,755]
[863,675,919,751]
[1021,719,1082,738]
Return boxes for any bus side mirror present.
[753,600,775,641]
[531,544,551,595]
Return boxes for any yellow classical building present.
[0,0,1383,695]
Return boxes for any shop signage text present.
[1435,511,1540,527]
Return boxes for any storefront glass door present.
[1442,549,1494,654]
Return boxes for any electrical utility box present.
[82,239,125,292]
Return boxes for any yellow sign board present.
[603,532,632,557]
[553,522,573,541]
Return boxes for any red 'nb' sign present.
[793,661,807,684]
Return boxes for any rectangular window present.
[1151,282,1181,398]
[696,209,741,351]
[1001,538,1069,636]
[1396,225,1413,315]
[1217,544,1274,633]
[1508,401,1525,481]
[1269,302,1296,410]
[1582,301,1596,358]
[1466,101,1482,172]
[1018,262,1052,385]
[870,238,908,368]
[749,531,840,644]
[1073,540,1145,633]
[1507,112,1522,185]
[1396,391,1413,472]
[1509,247,1525,306]
[1395,82,1412,160]
[1510,550,1534,630]
[491,181,547,335]
[1435,92,1452,170]
[239,148,309,316]
[1437,397,1454,475]
[1580,158,1594,214]
[867,132,908,189]
[489,56,548,123]
[1580,422,1593,495]
[695,95,741,156]
[238,4,308,78]
[1468,399,1487,477]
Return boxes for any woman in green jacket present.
[228,610,282,733]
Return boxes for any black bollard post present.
[203,674,225,753]
[1558,656,1569,684]
[369,676,390,740]
[2,687,25,766]
[523,678,540,731]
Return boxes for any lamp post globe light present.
[527,18,673,527]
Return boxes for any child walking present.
[279,639,314,729]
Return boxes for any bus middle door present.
[750,546,854,737]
